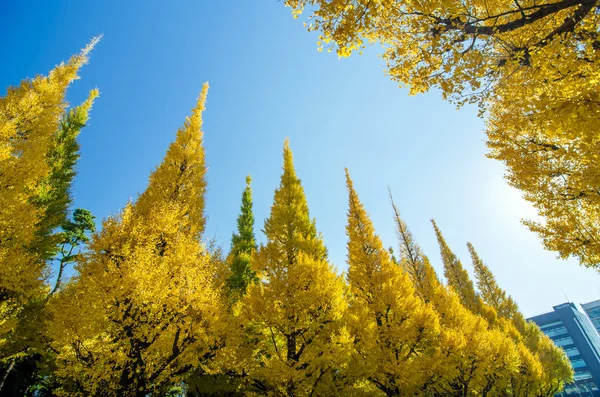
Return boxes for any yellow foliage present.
[345,170,442,396]
[47,84,222,396]
[0,34,577,396]
[136,84,208,238]
[0,38,98,361]
[432,220,481,313]
[426,277,521,396]
[391,202,543,396]
[468,243,573,395]
[238,141,350,396]
[286,0,600,267]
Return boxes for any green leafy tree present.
[30,91,99,263]
[49,209,96,296]
[227,175,258,296]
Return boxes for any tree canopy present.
[0,38,576,396]
[284,0,600,268]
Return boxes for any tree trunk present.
[0,359,15,392]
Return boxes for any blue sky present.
[1,1,598,317]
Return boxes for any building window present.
[564,347,580,357]
[587,308,600,318]
[574,371,593,381]
[554,336,575,347]
[576,383,593,395]
[571,358,587,369]
[545,326,569,338]
[564,384,585,395]
[540,320,564,330]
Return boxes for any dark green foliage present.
[227,175,258,295]
[30,95,96,263]
[50,208,96,295]
[0,355,42,396]
[0,208,96,396]
[185,373,245,397]
[0,95,97,396]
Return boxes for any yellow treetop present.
[261,138,327,262]
[47,85,220,396]
[136,83,209,238]
[389,192,439,302]
[468,242,521,320]
[345,170,442,396]
[467,243,573,395]
[0,37,98,361]
[431,220,482,314]
[239,141,348,396]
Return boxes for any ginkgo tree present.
[427,217,572,396]
[345,170,442,396]
[431,224,564,396]
[0,40,94,359]
[47,83,223,397]
[0,36,577,397]
[467,242,574,396]
[388,194,572,396]
[238,140,351,397]
[0,38,100,395]
[390,206,520,396]
[284,0,600,268]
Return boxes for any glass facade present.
[582,300,600,336]
[529,302,600,397]
[565,347,581,357]
[546,326,569,338]
[554,336,575,347]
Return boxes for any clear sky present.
[2,1,598,317]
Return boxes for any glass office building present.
[582,299,600,336]
[529,302,600,396]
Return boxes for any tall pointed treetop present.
[468,242,520,319]
[345,169,442,396]
[0,35,100,212]
[1,37,100,355]
[240,145,345,396]
[0,35,100,158]
[388,190,442,299]
[232,175,256,256]
[263,139,326,261]
[136,83,209,237]
[431,220,480,312]
[388,190,422,267]
[31,89,99,262]
[345,168,394,294]
[228,175,258,294]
